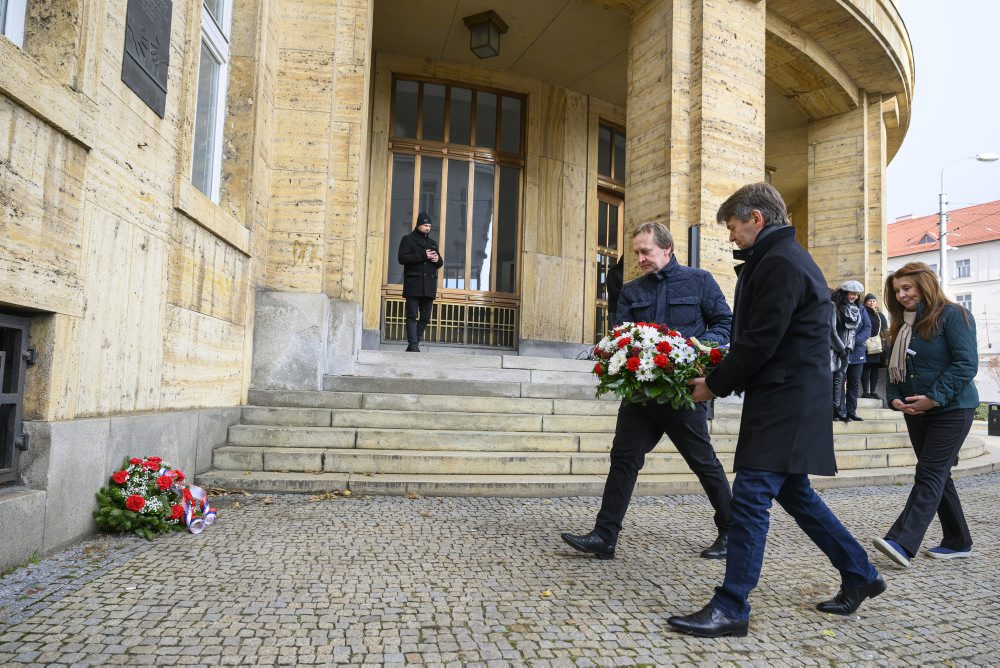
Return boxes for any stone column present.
[625,0,766,295]
[807,91,887,291]
[256,0,374,387]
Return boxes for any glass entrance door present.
[383,78,524,347]
[595,191,624,341]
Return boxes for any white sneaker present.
[925,546,972,559]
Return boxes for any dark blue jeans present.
[710,469,878,620]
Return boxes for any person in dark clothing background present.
[561,221,733,562]
[861,293,889,399]
[397,212,443,352]
[605,255,625,335]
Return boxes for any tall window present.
[956,293,972,312]
[386,78,524,295]
[595,122,625,341]
[0,0,26,47]
[191,0,232,201]
[954,258,971,279]
[1,313,31,485]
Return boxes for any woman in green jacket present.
[873,262,979,568]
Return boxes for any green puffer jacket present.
[886,303,979,412]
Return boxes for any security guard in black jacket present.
[397,212,443,352]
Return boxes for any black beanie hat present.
[864,293,876,302]
[415,212,431,228]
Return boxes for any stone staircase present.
[196,350,997,495]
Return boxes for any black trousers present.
[595,401,732,544]
[886,408,974,556]
[840,363,863,416]
[861,362,881,395]
[404,297,434,345]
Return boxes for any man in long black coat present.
[669,183,885,638]
[397,212,443,352]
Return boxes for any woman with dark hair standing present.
[861,294,889,399]
[873,262,979,568]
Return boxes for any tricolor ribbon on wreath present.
[158,467,218,534]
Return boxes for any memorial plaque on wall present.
[122,0,173,118]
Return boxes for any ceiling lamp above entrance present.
[463,10,508,59]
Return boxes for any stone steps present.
[206,350,999,496]
[227,422,913,453]
[210,438,988,477]
[197,441,1000,497]
[238,406,904,435]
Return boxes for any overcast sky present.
[886,1,1000,221]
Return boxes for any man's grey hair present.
[716,182,790,228]
[632,221,674,251]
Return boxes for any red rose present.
[174,470,186,483]
[182,488,193,502]
[625,357,641,372]
[169,504,184,521]
[593,362,603,376]
[112,470,128,485]
[125,494,146,512]
[710,348,723,364]
[653,354,669,368]
[157,474,174,491]
[669,330,679,337]
[129,457,142,465]
[142,460,157,470]
[636,321,647,327]
[148,456,162,465]
[656,341,672,354]
[617,337,631,349]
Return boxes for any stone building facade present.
[0,0,912,569]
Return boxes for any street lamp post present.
[939,152,999,294]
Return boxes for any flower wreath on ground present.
[94,456,218,540]
[592,321,728,410]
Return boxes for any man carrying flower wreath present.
[669,182,885,638]
[561,221,734,561]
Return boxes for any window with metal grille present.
[1,314,32,485]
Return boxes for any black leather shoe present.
[848,414,864,421]
[560,530,615,560]
[667,604,748,638]
[405,344,420,352]
[700,533,727,559]
[816,575,887,616]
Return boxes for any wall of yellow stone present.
[1,0,278,419]
[1,0,909,383]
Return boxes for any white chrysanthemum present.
[670,347,696,365]
[635,369,656,382]
[638,353,655,371]
[608,349,627,375]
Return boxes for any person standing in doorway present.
[561,221,733,561]
[397,212,443,352]
[673,183,884,638]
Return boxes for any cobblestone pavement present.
[2,471,1000,667]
